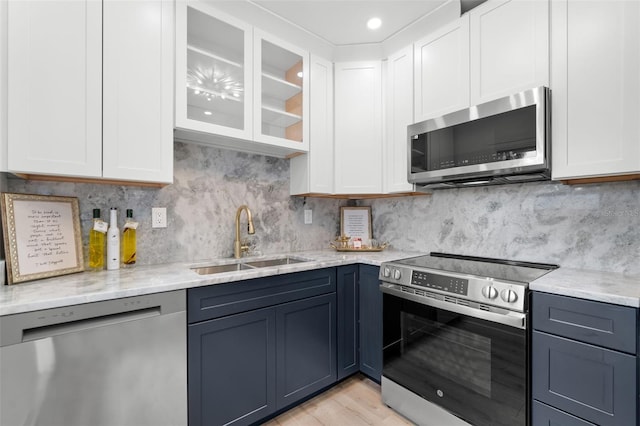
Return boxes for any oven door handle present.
[380,284,527,329]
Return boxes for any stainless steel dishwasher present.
[0,290,187,426]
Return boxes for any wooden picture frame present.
[340,206,372,241]
[1,193,84,284]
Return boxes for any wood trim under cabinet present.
[13,173,169,188]
[293,192,430,200]
[560,174,640,185]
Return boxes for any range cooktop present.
[379,252,558,313]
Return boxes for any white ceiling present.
[249,1,448,46]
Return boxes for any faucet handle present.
[240,239,255,256]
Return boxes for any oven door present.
[382,288,528,426]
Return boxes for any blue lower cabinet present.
[337,265,359,380]
[188,269,338,426]
[276,293,337,408]
[188,307,277,426]
[532,401,596,426]
[358,265,382,382]
[531,291,639,426]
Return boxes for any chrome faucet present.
[234,205,255,258]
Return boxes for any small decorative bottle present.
[122,209,138,267]
[88,209,107,271]
[106,208,120,270]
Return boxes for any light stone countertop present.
[530,267,640,308]
[2,250,639,316]
[0,250,423,316]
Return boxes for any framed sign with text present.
[1,193,84,284]
[340,206,372,241]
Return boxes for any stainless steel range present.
[379,252,557,426]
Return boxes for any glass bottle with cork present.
[122,209,138,267]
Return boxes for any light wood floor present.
[263,375,414,426]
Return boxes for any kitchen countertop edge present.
[0,250,421,316]
[530,267,640,308]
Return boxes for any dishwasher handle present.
[1,290,185,347]
[22,306,161,342]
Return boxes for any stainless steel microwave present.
[408,86,550,189]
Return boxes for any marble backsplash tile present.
[5,142,345,266]
[3,142,638,275]
[366,180,640,275]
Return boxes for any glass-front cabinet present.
[175,2,309,157]
[175,2,252,141]
[254,30,309,150]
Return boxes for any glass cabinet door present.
[254,30,309,151]
[175,2,252,140]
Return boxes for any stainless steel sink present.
[191,256,312,275]
[191,263,254,275]
[244,256,310,268]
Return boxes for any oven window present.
[411,105,537,173]
[383,295,527,426]
[402,312,492,398]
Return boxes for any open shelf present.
[262,106,302,128]
[262,73,301,101]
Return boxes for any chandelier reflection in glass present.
[187,65,243,101]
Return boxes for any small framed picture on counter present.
[340,206,372,241]
[1,193,84,285]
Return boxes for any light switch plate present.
[304,209,312,224]
[152,207,167,228]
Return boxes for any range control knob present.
[481,286,498,300]
[383,267,391,278]
[393,269,402,280]
[500,289,518,303]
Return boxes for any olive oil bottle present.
[88,209,107,271]
[122,209,138,266]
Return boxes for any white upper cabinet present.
[254,30,309,153]
[175,2,252,141]
[8,0,102,178]
[290,55,333,195]
[551,0,640,180]
[384,46,415,193]
[414,16,470,122]
[469,0,549,105]
[102,0,174,183]
[0,0,7,173]
[334,61,383,194]
[8,0,173,184]
[174,2,309,157]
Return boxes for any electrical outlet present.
[304,209,312,224]
[152,207,167,228]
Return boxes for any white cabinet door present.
[414,16,470,122]
[0,0,7,172]
[8,0,102,178]
[334,61,383,194]
[254,29,309,153]
[290,55,333,195]
[470,0,549,105]
[102,0,174,183]
[384,46,414,194]
[552,0,640,180]
[175,1,253,142]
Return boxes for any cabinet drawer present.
[532,401,596,426]
[532,292,637,354]
[532,331,637,426]
[188,268,336,323]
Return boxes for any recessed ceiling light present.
[367,17,382,30]
[204,111,212,115]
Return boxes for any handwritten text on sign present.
[13,200,77,273]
